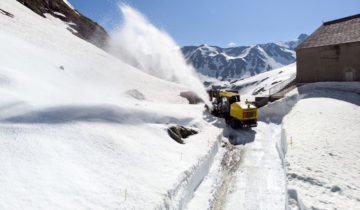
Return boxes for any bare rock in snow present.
[167,125,198,144]
[331,185,341,193]
[125,89,146,100]
[16,0,109,49]
[0,8,14,18]
[180,91,203,104]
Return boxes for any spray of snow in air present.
[108,4,209,104]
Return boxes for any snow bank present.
[257,81,360,209]
[283,82,360,209]
[159,132,222,209]
[258,89,299,123]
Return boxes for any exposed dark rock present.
[330,185,341,192]
[167,125,198,144]
[0,8,14,18]
[180,91,203,104]
[16,0,109,49]
[271,81,281,85]
[287,173,324,187]
[252,87,265,95]
[125,89,145,100]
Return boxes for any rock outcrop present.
[180,91,203,104]
[167,125,198,144]
[16,0,109,49]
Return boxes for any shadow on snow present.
[1,104,193,125]
[203,112,256,145]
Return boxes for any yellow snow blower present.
[207,86,258,128]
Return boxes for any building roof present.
[296,14,360,50]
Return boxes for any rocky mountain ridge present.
[182,34,308,80]
[16,0,109,49]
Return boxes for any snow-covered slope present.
[0,1,222,209]
[182,34,307,80]
[206,62,296,99]
[14,0,109,49]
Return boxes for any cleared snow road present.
[186,121,287,210]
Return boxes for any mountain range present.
[181,34,308,80]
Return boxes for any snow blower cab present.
[208,87,257,128]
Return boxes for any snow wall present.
[276,82,360,210]
[257,89,300,210]
[157,134,223,210]
[256,82,360,210]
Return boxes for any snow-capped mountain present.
[182,34,308,80]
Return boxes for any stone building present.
[295,14,360,83]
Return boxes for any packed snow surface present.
[283,82,360,210]
[186,122,287,210]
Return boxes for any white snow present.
[283,82,360,210]
[209,63,296,99]
[186,76,359,209]
[108,5,209,104]
[224,123,287,210]
[187,39,299,81]
[186,115,288,210]
[0,0,222,209]
[202,45,251,61]
[1,0,359,209]
[53,11,66,18]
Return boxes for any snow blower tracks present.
[210,143,243,210]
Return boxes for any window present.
[345,71,353,81]
[229,96,240,104]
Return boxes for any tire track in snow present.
[210,142,243,210]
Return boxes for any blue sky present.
[68,0,360,47]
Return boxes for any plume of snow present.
[107,4,209,104]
